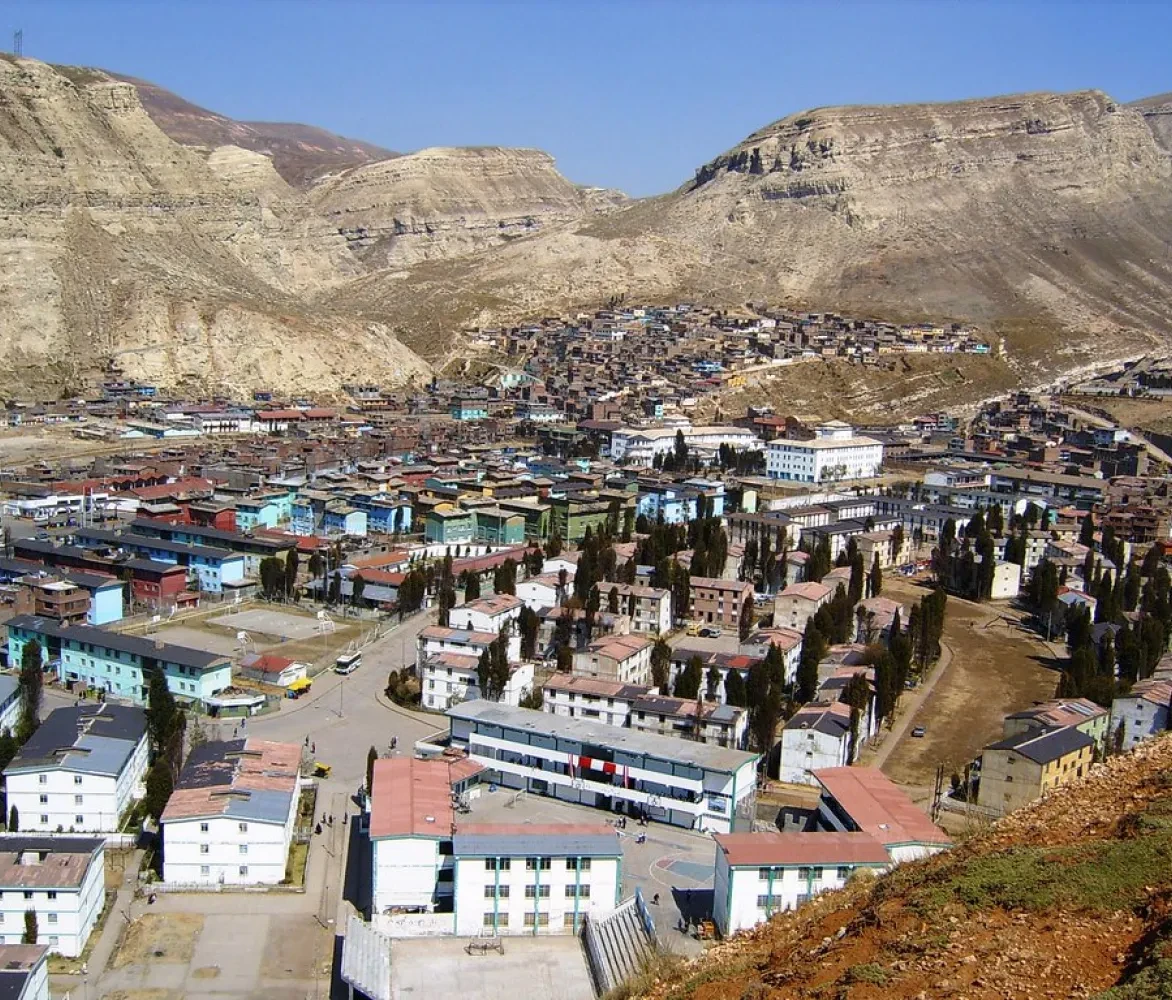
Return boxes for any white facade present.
[542,677,641,729]
[421,657,535,712]
[448,596,523,635]
[163,806,298,887]
[595,584,671,635]
[767,422,883,483]
[0,839,105,957]
[0,945,49,1000]
[1110,679,1172,751]
[372,836,449,916]
[713,834,889,936]
[6,741,148,834]
[572,635,653,686]
[778,704,852,786]
[515,576,561,612]
[454,850,619,936]
[610,426,763,466]
[417,628,522,672]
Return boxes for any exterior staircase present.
[583,894,657,995]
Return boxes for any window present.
[22,892,32,900]
[238,822,248,833]
[239,845,248,855]
[39,816,47,826]
[74,775,83,786]
[483,913,497,928]
[75,795,84,805]
[837,867,852,880]
[757,894,771,909]
[564,913,578,929]
[200,865,210,876]
[797,867,810,880]
[200,822,209,833]
[484,858,496,871]
[524,885,551,899]
[39,795,47,805]
[758,867,771,881]
[566,857,592,871]
[38,775,46,785]
[75,815,84,826]
[484,885,495,899]
[200,844,209,855]
[47,914,57,924]
[812,867,823,879]
[239,866,249,876]
[525,857,551,871]
[47,892,56,901]
[48,936,58,947]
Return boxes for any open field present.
[1062,395,1172,437]
[876,577,1060,794]
[207,608,324,641]
[112,913,204,968]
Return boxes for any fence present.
[374,911,453,938]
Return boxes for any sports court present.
[207,608,324,640]
[152,626,241,656]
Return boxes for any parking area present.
[390,936,595,1000]
[207,608,324,641]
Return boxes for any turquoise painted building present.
[7,615,232,706]
[450,400,489,421]
[425,507,475,545]
[234,498,282,532]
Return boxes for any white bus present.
[335,651,361,675]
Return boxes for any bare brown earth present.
[636,736,1172,1000]
[1069,396,1172,439]
[877,577,1059,792]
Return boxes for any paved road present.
[867,639,955,770]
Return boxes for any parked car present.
[699,627,721,638]
[911,726,926,738]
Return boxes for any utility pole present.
[13,30,22,57]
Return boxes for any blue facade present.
[88,584,124,626]
[323,508,367,538]
[235,501,281,532]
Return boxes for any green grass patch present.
[844,963,890,986]
[282,841,309,887]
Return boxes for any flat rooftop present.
[815,767,951,848]
[448,701,758,774]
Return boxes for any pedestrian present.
[312,742,316,753]
[304,735,309,746]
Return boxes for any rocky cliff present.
[1133,92,1172,153]
[311,145,626,267]
[0,56,429,397]
[356,90,1172,380]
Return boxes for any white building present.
[0,677,20,738]
[442,702,759,833]
[572,634,653,686]
[515,573,562,612]
[421,653,535,712]
[713,832,890,935]
[3,705,148,834]
[1110,678,1172,751]
[766,421,884,483]
[161,739,300,887]
[778,702,853,785]
[630,695,748,749]
[368,757,621,937]
[448,594,523,635]
[417,626,522,673]
[543,675,645,729]
[0,836,105,957]
[0,944,49,1000]
[610,426,764,466]
[593,583,671,635]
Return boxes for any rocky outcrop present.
[1132,92,1172,153]
[356,90,1172,373]
[310,146,627,267]
[0,56,428,397]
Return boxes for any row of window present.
[39,795,86,805]
[199,822,249,833]
[37,775,85,786]
[0,892,57,900]
[483,857,592,872]
[199,844,250,855]
[39,815,84,826]
[199,865,249,876]
[757,866,853,881]
[484,911,580,929]
[482,884,591,900]
[0,912,58,924]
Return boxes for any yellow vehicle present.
[686,623,702,636]
[313,762,331,778]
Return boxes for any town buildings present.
[687,577,754,631]
[3,705,148,834]
[977,726,1095,815]
[766,421,884,483]
[0,836,105,956]
[161,739,300,886]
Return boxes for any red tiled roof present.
[715,831,890,868]
[369,758,454,839]
[814,767,951,847]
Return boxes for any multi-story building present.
[609,426,763,466]
[441,702,759,833]
[766,421,883,483]
[542,675,645,729]
[592,583,671,635]
[420,652,534,712]
[1003,697,1109,753]
[774,582,832,633]
[416,626,522,673]
[1110,678,1172,752]
[367,757,621,937]
[629,694,747,749]
[161,739,300,886]
[572,634,653,686]
[6,617,232,708]
[778,701,853,785]
[977,726,1095,816]
[713,832,890,935]
[687,577,754,632]
[448,594,523,635]
[0,836,105,956]
[3,705,148,833]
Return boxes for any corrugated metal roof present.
[453,828,621,858]
[340,914,392,1000]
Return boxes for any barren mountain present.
[110,71,398,187]
[349,90,1172,380]
[0,56,429,397]
[1133,92,1172,153]
[311,146,627,267]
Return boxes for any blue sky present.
[6,1,1171,196]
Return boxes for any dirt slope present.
[637,736,1172,1000]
